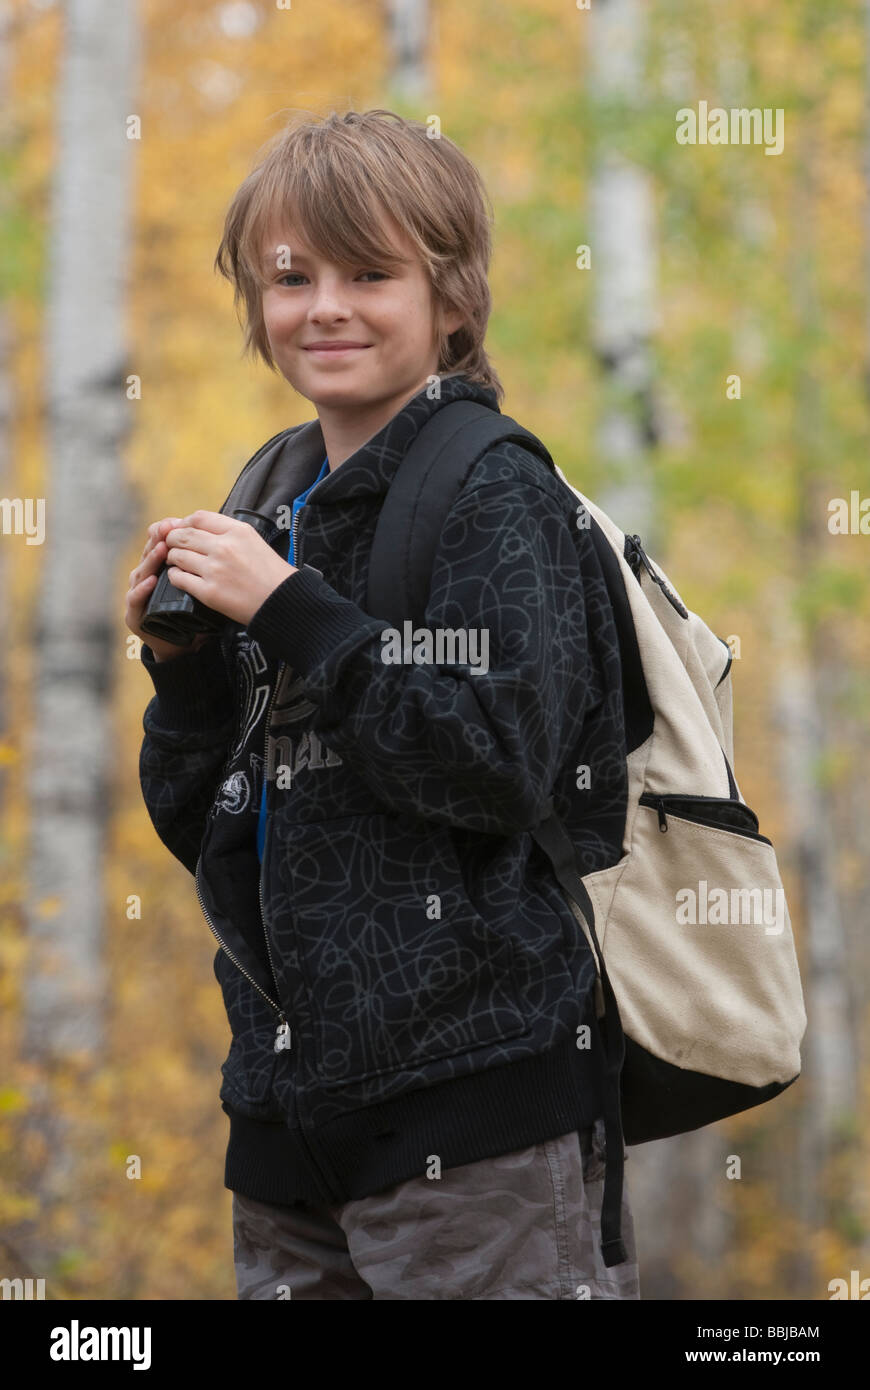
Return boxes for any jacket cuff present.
[246,564,386,676]
[140,635,234,731]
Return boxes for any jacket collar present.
[219,372,501,529]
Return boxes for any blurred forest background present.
[0,0,868,1300]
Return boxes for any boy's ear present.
[436,299,465,339]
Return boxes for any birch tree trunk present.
[866,0,870,403]
[0,0,13,814]
[587,0,660,549]
[585,0,731,1298]
[386,0,429,101]
[769,117,860,1295]
[24,0,139,1069]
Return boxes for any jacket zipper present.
[203,471,326,1052]
[291,503,302,563]
[199,473,335,1190]
[195,453,327,1058]
[260,494,338,1197]
[257,482,322,1050]
[257,664,292,1052]
[195,855,290,1051]
[193,512,297,1055]
[245,497,326,1057]
[288,455,325,558]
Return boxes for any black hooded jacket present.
[138,372,628,1208]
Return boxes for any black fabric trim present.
[723,748,740,799]
[585,525,653,754]
[620,1036,799,1146]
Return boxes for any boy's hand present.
[126,516,213,662]
[164,511,297,628]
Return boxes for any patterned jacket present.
[138,371,628,1208]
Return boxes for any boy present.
[127,109,639,1300]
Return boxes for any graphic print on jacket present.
[265,664,342,794]
[205,625,286,1121]
[225,630,270,805]
[139,372,628,1194]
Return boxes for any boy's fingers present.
[144,516,184,552]
[132,542,164,585]
[132,516,186,601]
[178,510,231,533]
[126,572,158,624]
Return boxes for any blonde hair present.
[214,108,503,402]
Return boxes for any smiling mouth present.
[303,344,372,354]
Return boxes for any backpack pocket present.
[638,792,772,844]
[601,793,805,1091]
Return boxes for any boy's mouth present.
[303,342,373,356]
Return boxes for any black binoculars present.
[140,509,276,648]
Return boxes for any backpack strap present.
[367,401,554,628]
[366,399,630,1268]
[530,812,629,1267]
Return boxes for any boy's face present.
[258,215,464,413]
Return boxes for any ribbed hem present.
[222,1110,307,1209]
[245,564,386,677]
[140,636,234,730]
[223,1030,606,1209]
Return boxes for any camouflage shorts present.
[231,1118,640,1300]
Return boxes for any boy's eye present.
[275,270,389,287]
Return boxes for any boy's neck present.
[315,374,436,472]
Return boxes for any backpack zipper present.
[624,534,689,619]
[640,792,771,844]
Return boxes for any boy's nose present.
[307,284,351,319]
